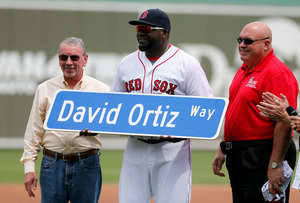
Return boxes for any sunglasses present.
[237,37,269,45]
[136,25,165,33]
[59,54,80,61]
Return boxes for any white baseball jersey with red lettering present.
[112,44,212,203]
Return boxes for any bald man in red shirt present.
[212,22,298,203]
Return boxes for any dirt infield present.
[1,184,300,203]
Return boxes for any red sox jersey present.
[112,44,212,97]
[113,44,212,203]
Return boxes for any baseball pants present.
[119,137,192,203]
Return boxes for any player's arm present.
[183,55,212,97]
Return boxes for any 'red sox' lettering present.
[125,78,142,92]
[153,80,177,95]
[125,79,178,94]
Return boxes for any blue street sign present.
[44,90,228,139]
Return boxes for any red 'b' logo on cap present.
[140,10,148,19]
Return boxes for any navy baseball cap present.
[129,8,171,32]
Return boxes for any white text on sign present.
[57,100,121,124]
[56,101,181,128]
[190,105,215,120]
[128,104,179,127]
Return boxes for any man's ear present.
[264,40,271,51]
[83,54,88,66]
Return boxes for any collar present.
[241,49,274,73]
[147,56,160,62]
[146,44,172,62]
[62,74,85,89]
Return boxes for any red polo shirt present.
[224,50,299,141]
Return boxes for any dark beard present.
[138,40,159,52]
[138,43,149,51]
[137,37,162,52]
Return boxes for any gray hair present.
[59,37,86,54]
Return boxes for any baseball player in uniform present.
[112,9,212,203]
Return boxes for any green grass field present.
[0,149,230,184]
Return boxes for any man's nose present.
[66,56,73,64]
[239,40,247,47]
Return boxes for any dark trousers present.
[225,139,296,203]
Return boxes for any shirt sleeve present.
[20,85,46,173]
[112,62,126,92]
[263,68,298,109]
[183,55,213,97]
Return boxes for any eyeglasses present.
[237,37,270,45]
[136,25,165,33]
[59,54,80,61]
